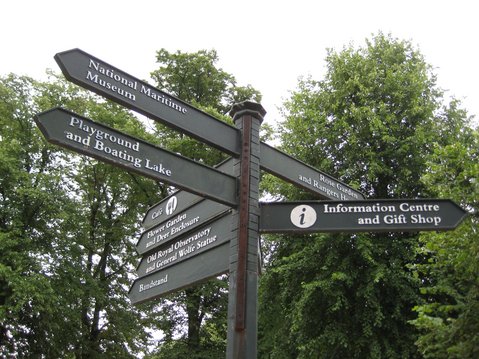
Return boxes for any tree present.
[146,49,261,358]
[0,73,162,357]
[151,49,261,114]
[411,103,478,358]
[259,33,461,358]
[0,74,76,357]
[149,49,261,164]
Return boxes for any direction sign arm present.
[259,199,468,233]
[259,142,365,200]
[35,107,238,207]
[54,48,242,156]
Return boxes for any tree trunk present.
[185,287,202,353]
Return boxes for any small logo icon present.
[290,205,317,228]
[165,196,178,215]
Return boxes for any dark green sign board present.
[35,107,238,206]
[260,199,468,233]
[129,242,229,305]
[55,48,242,156]
[136,199,231,255]
[136,213,233,277]
[260,142,365,201]
[143,190,203,231]
[141,158,234,230]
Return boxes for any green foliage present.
[278,34,440,198]
[0,73,162,357]
[0,74,72,356]
[149,49,261,168]
[151,48,261,114]
[260,233,421,359]
[146,279,228,359]
[149,105,231,166]
[411,123,479,358]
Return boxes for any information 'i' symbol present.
[299,207,307,225]
[290,205,317,229]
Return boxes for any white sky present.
[2,0,478,127]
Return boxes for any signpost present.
[260,199,468,233]
[36,48,469,359]
[35,107,238,207]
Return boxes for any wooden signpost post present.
[36,49,468,359]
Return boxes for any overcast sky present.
[2,0,477,126]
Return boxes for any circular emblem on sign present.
[290,205,317,229]
[165,196,178,215]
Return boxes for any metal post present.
[227,101,266,359]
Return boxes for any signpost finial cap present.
[230,101,266,123]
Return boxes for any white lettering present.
[138,274,168,292]
[144,158,172,176]
[400,203,440,212]
[140,85,188,114]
